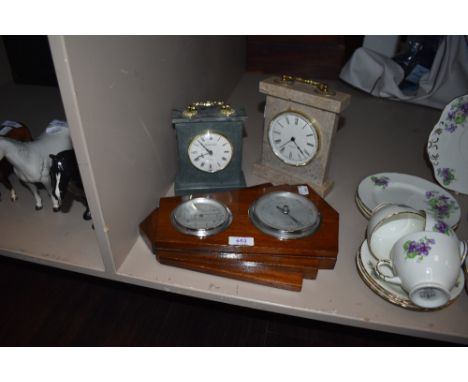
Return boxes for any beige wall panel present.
[58,36,245,269]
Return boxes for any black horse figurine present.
[50,150,91,221]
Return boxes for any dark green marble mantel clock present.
[173,101,247,196]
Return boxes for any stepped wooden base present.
[157,251,307,291]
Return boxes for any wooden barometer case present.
[140,183,339,291]
[254,75,351,197]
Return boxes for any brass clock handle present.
[182,100,235,118]
[279,75,336,96]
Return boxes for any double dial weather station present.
[140,183,339,291]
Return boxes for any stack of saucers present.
[355,172,461,228]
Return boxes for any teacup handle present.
[375,259,402,285]
[460,241,467,264]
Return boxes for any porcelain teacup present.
[375,231,467,309]
[366,204,425,260]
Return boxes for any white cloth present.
[339,36,468,109]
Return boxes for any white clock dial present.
[188,131,233,173]
[268,111,319,166]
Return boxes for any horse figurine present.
[0,122,72,211]
[0,121,33,202]
[50,149,91,221]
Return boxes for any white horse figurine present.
[0,123,72,211]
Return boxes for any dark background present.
[2,35,364,87]
[2,35,58,86]
[0,255,457,346]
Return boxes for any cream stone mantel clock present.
[253,75,351,197]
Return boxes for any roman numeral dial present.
[188,131,233,173]
[268,111,319,166]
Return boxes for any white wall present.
[51,36,246,269]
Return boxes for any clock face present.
[268,111,319,166]
[188,131,233,173]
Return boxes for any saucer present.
[357,172,461,228]
[354,193,371,218]
[427,94,468,195]
[356,239,465,311]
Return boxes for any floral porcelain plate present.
[356,172,461,228]
[427,95,468,195]
[356,240,465,311]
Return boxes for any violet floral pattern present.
[432,220,450,235]
[371,175,390,189]
[425,190,458,220]
[427,95,467,194]
[440,98,468,133]
[403,237,435,261]
[437,167,456,186]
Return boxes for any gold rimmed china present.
[356,247,421,310]
[354,191,394,219]
[356,240,464,311]
[355,192,371,218]
[356,173,461,228]
[427,94,468,195]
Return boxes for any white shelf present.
[116,73,468,344]
[0,178,103,273]
[1,38,467,344]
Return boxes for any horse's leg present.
[4,178,17,202]
[24,182,43,210]
[0,162,17,202]
[10,188,17,202]
[51,192,60,212]
[42,178,60,212]
[83,200,92,221]
[0,184,16,202]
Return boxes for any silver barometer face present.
[248,191,321,240]
[171,197,232,237]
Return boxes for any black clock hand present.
[193,152,209,161]
[278,138,293,149]
[276,205,302,226]
[197,140,213,155]
[291,139,305,156]
[278,137,304,156]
